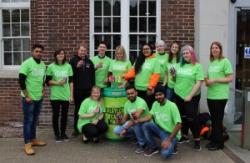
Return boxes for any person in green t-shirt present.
[108,45,131,88]
[124,43,160,109]
[77,86,108,143]
[172,45,204,151]
[91,42,112,88]
[19,44,46,155]
[138,85,182,158]
[205,41,233,151]
[162,41,180,101]
[155,40,169,85]
[113,85,149,153]
[46,49,74,142]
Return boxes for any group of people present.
[18,40,233,159]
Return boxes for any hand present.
[58,80,65,86]
[77,60,84,68]
[92,119,98,125]
[161,139,171,149]
[184,95,192,102]
[25,96,32,103]
[132,112,140,120]
[95,62,103,69]
[120,129,127,137]
[118,83,126,88]
[69,96,74,103]
[206,79,215,86]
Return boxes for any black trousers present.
[174,94,201,139]
[137,90,155,110]
[74,89,91,133]
[50,100,69,136]
[81,119,108,139]
[207,99,227,145]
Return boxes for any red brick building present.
[0,0,194,126]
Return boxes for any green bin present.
[103,87,127,140]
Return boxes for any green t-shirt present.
[124,96,149,119]
[135,56,161,91]
[91,56,112,88]
[167,58,177,89]
[150,100,181,140]
[155,52,169,82]
[174,63,204,99]
[109,60,131,86]
[207,58,233,99]
[77,97,105,132]
[19,57,46,100]
[47,62,73,101]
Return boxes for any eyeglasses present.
[143,48,150,51]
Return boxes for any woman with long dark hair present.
[205,41,233,150]
[46,49,74,142]
[124,43,160,109]
[163,41,180,101]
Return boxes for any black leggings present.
[50,100,69,136]
[207,99,227,145]
[174,94,201,139]
[81,119,108,139]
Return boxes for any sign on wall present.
[244,47,250,59]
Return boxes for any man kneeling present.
[140,85,182,158]
[114,85,149,153]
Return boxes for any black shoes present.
[206,142,224,151]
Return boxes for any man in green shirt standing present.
[19,44,46,155]
[139,85,182,158]
[91,42,112,88]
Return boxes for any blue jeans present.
[22,98,43,144]
[114,121,146,147]
[142,122,177,159]
[166,87,175,102]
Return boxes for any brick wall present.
[0,0,194,128]
[161,0,195,48]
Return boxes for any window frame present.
[89,0,161,59]
[0,1,30,70]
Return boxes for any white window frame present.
[0,1,30,70]
[89,0,161,59]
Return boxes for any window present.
[90,0,160,63]
[0,0,30,68]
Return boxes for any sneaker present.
[24,143,35,155]
[135,146,145,154]
[31,139,46,146]
[82,134,89,143]
[207,143,224,151]
[178,136,190,144]
[61,134,70,142]
[144,148,159,156]
[172,145,178,155]
[194,140,201,151]
[55,136,63,143]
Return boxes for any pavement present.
[0,129,242,163]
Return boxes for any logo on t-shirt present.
[208,66,221,73]
[54,70,68,78]
[177,68,193,76]
[155,112,170,122]
[31,68,45,77]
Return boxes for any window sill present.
[0,69,19,78]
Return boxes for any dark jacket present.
[69,55,95,91]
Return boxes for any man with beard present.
[113,85,149,154]
[69,44,95,136]
[19,44,47,155]
[140,85,182,158]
